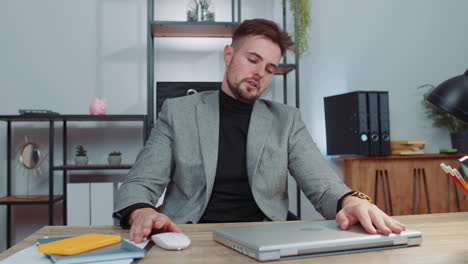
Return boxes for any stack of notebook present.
[391,139,427,155]
[37,234,146,264]
[0,234,147,264]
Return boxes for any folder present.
[324,90,391,157]
[38,234,121,256]
[367,92,380,156]
[324,91,369,156]
[357,92,370,156]
[37,236,146,264]
[378,92,391,156]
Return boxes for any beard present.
[226,73,262,103]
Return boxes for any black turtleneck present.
[199,89,268,223]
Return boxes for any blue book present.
[37,236,146,264]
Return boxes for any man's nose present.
[254,64,265,78]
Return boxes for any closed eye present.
[266,66,277,74]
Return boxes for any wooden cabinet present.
[338,154,468,216]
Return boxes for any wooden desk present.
[1,213,467,263]
[338,154,468,215]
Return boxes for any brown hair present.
[232,19,294,56]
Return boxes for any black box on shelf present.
[156,82,221,115]
[324,91,390,156]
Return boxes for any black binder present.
[324,91,369,156]
[367,92,380,156]
[378,92,391,155]
[324,91,391,156]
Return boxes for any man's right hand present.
[128,208,182,243]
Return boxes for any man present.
[114,19,406,243]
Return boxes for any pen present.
[452,168,468,189]
[441,163,468,194]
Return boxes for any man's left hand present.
[336,196,407,235]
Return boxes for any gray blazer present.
[115,91,351,223]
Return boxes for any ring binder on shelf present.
[324,91,391,156]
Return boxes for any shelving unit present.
[146,0,302,217]
[0,195,63,204]
[53,164,134,170]
[0,114,146,248]
[151,21,239,37]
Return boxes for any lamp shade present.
[425,69,468,123]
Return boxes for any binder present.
[324,91,369,156]
[378,92,391,155]
[367,92,380,156]
[357,92,370,156]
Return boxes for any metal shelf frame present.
[0,114,146,248]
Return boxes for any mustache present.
[243,77,260,86]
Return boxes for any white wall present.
[298,0,468,220]
[302,0,468,155]
[0,0,149,251]
[0,0,280,251]
[1,0,468,251]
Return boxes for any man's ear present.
[224,45,234,66]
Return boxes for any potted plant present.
[285,0,311,56]
[108,151,122,165]
[419,84,468,152]
[74,145,88,165]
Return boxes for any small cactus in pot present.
[108,151,122,165]
[74,145,88,165]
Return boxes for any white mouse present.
[151,232,191,250]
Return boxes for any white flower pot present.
[74,156,88,165]
[108,156,122,165]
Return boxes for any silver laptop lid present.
[214,220,422,261]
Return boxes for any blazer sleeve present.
[287,109,352,219]
[114,100,175,212]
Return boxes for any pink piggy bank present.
[89,98,107,115]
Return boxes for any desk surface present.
[1,213,467,263]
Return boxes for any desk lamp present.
[425,69,468,123]
[427,70,468,192]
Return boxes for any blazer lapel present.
[246,100,273,185]
[196,91,220,201]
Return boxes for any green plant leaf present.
[287,0,311,56]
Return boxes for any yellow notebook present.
[37,233,122,256]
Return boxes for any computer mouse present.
[151,232,191,250]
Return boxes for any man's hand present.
[128,208,182,243]
[336,196,406,235]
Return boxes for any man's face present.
[222,35,282,103]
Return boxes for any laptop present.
[213,220,422,261]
